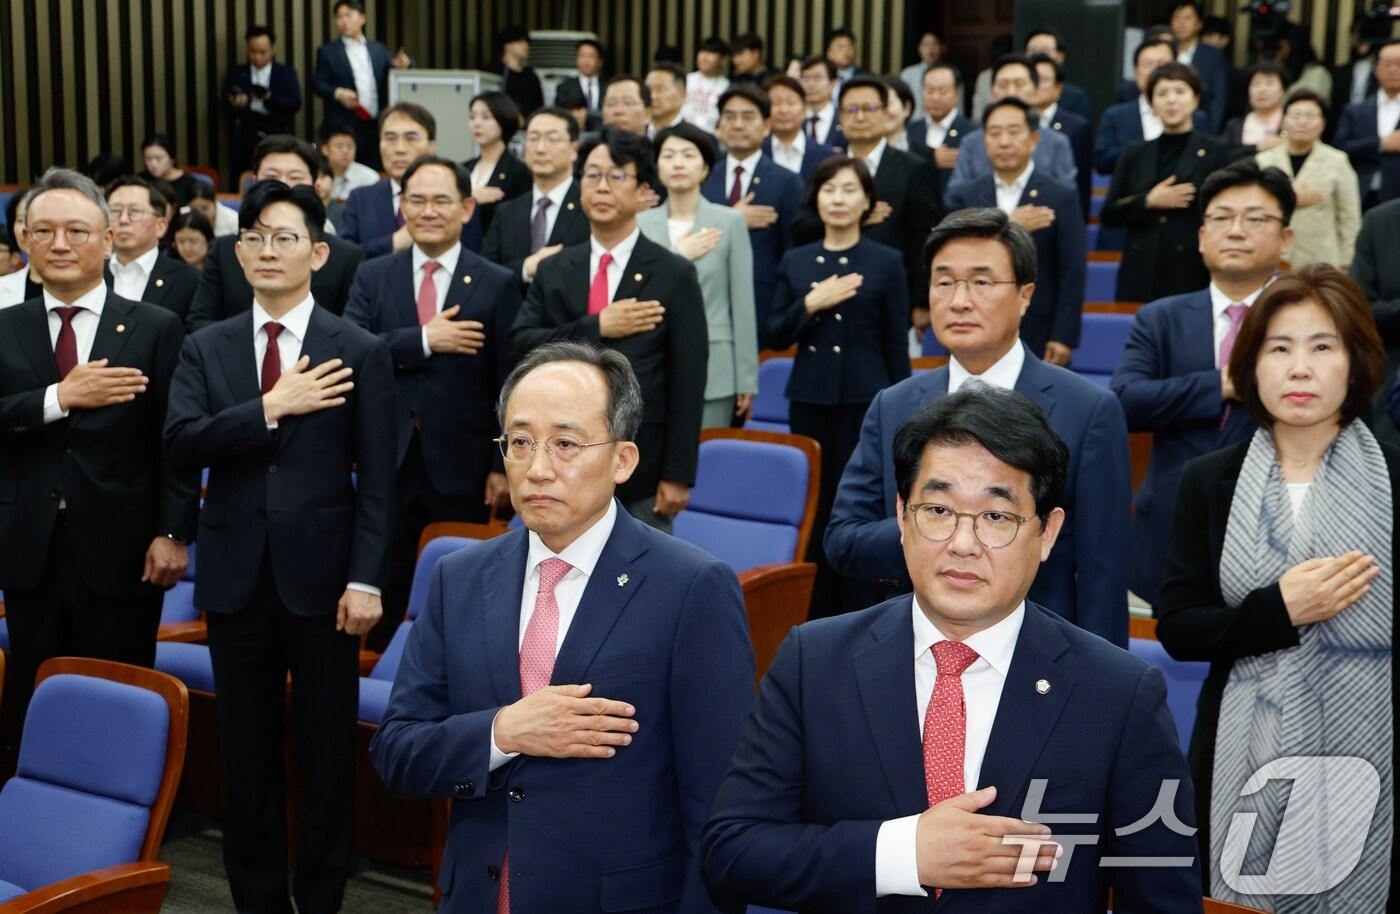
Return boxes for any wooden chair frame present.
[697,427,821,562]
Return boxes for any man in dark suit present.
[1110,160,1295,607]
[826,208,1127,646]
[313,0,409,171]
[483,107,590,292]
[950,56,1078,193]
[1352,197,1400,445]
[1025,29,1091,122]
[556,38,605,115]
[825,26,872,90]
[905,63,976,199]
[0,190,43,307]
[104,176,200,323]
[339,102,438,259]
[1333,38,1400,207]
[703,83,802,346]
[945,100,1086,364]
[344,156,520,651]
[760,74,839,181]
[188,135,364,330]
[164,181,395,914]
[371,341,754,914]
[510,129,707,532]
[730,33,773,86]
[0,168,198,757]
[800,56,846,149]
[1331,24,1380,126]
[706,384,1201,912]
[1030,54,1093,217]
[1171,2,1229,131]
[223,24,302,180]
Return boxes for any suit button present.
[452,782,468,796]
[267,465,277,474]
[807,345,817,353]
[816,255,826,264]
[509,787,525,802]
[833,345,842,354]
[834,313,843,322]
[1158,215,1167,224]
[487,865,499,880]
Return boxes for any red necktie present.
[52,306,82,379]
[498,558,573,914]
[728,164,745,205]
[260,322,284,395]
[923,640,980,897]
[587,252,613,315]
[416,261,440,326]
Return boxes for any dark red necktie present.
[261,322,284,394]
[53,306,82,379]
[728,164,745,205]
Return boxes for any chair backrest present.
[406,536,477,623]
[921,328,950,357]
[184,165,219,189]
[746,357,793,432]
[0,616,9,653]
[159,581,198,624]
[0,658,188,893]
[1085,259,1119,303]
[673,429,820,572]
[1128,637,1209,752]
[1070,312,1134,386]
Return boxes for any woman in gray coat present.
[637,122,759,428]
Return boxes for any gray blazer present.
[637,197,758,400]
[1257,141,1361,269]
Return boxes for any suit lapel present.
[88,293,137,365]
[444,249,481,314]
[484,531,530,705]
[1018,171,1047,207]
[144,256,173,304]
[853,599,930,814]
[278,305,341,448]
[613,235,660,303]
[393,251,419,327]
[15,299,58,385]
[548,181,584,245]
[216,312,261,406]
[1013,350,1058,423]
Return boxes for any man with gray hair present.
[0,167,199,759]
[372,340,754,914]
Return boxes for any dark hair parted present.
[142,134,179,163]
[1026,28,1063,52]
[992,53,1039,87]
[892,385,1068,522]
[401,155,472,198]
[698,36,730,55]
[526,105,581,140]
[1228,264,1385,428]
[246,24,275,43]
[252,134,321,181]
[647,61,687,90]
[498,341,644,441]
[801,55,838,80]
[105,175,172,217]
[805,155,877,223]
[1027,52,1064,85]
[732,33,764,54]
[1147,61,1202,100]
[1134,38,1179,66]
[653,123,717,173]
[379,101,437,140]
[981,97,1039,132]
[579,128,657,190]
[172,209,215,245]
[239,180,326,242]
[470,91,522,143]
[718,82,771,119]
[761,73,804,99]
[333,0,365,14]
[603,74,652,108]
[837,74,889,108]
[923,207,1037,287]
[1199,159,1297,226]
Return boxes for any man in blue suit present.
[800,56,846,150]
[1171,2,1228,130]
[905,62,977,200]
[949,55,1077,193]
[344,156,521,650]
[945,99,1086,364]
[703,83,802,346]
[313,0,409,170]
[1333,38,1400,207]
[339,102,438,259]
[1110,160,1295,607]
[371,341,754,914]
[705,385,1202,912]
[222,24,302,179]
[826,208,1127,645]
[1094,38,1209,176]
[761,74,838,182]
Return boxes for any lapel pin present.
[1197,148,1206,157]
[463,275,472,284]
[1035,679,1051,695]
[1029,189,1039,199]
[949,128,958,137]
[752,176,761,185]
[115,323,126,333]
[633,272,643,282]
[498,172,506,181]
[1053,121,1062,130]
[566,202,575,210]
[154,278,164,288]
[616,573,629,587]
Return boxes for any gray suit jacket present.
[637,197,758,401]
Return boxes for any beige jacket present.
[1256,141,1361,269]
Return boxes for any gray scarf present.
[1212,422,1393,912]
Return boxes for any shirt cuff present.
[521,262,533,283]
[347,582,381,597]
[875,814,928,897]
[43,384,69,424]
[421,327,432,358]
[489,709,521,771]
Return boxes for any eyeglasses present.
[903,502,1032,549]
[1201,211,1285,232]
[238,230,311,253]
[929,276,1020,302]
[109,206,156,221]
[581,168,635,187]
[841,102,884,117]
[27,225,94,246]
[719,109,764,123]
[495,433,615,463]
[402,194,459,212]
[1282,110,1323,123]
[525,131,571,146]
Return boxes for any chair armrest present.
[737,562,817,688]
[359,650,381,676]
[0,861,171,914]
[157,621,208,643]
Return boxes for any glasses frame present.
[27,225,96,246]
[494,433,617,463]
[237,230,313,253]
[1201,211,1285,232]
[903,502,1033,549]
[928,276,1021,302]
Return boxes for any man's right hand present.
[1380,130,1400,153]
[57,359,149,411]
[425,305,487,355]
[916,787,1059,890]
[733,193,779,230]
[523,244,564,280]
[335,88,359,109]
[1010,205,1055,232]
[934,146,959,169]
[1145,175,1196,210]
[262,355,353,423]
[493,683,637,759]
[599,298,664,338]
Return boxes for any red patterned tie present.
[498,557,573,914]
[587,252,613,315]
[728,164,745,205]
[260,322,284,395]
[416,261,440,326]
[923,640,980,898]
[52,306,82,379]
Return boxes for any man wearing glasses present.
[510,129,707,532]
[104,176,200,323]
[1111,160,1295,608]
[164,180,395,912]
[826,208,1129,646]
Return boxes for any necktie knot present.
[264,321,284,343]
[932,640,979,676]
[598,252,614,271]
[422,260,440,278]
[733,164,744,177]
[536,197,552,214]
[537,557,572,593]
[54,305,82,326]
[1225,302,1247,326]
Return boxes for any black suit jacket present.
[0,293,199,595]
[1352,198,1400,446]
[164,304,396,616]
[480,180,590,291]
[1048,107,1094,217]
[133,255,201,324]
[1335,97,1400,204]
[343,247,520,498]
[509,235,708,499]
[314,37,392,137]
[906,112,977,199]
[463,152,532,237]
[186,233,364,331]
[1100,132,1235,303]
[222,60,302,136]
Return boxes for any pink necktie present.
[587,252,613,315]
[1219,302,1248,369]
[416,261,440,326]
[923,640,980,898]
[498,557,573,914]
[728,164,745,205]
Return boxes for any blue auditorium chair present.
[1128,636,1209,752]
[0,657,188,909]
[159,543,199,627]
[1069,312,1135,387]
[921,328,950,358]
[745,357,793,433]
[1086,221,1100,251]
[1086,259,1120,303]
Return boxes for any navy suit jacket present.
[1334,97,1400,204]
[222,60,302,134]
[824,349,1129,645]
[370,506,755,914]
[1059,82,1091,122]
[701,154,802,346]
[906,112,977,198]
[314,36,392,136]
[1093,102,1210,175]
[702,597,1202,912]
[1047,108,1093,216]
[1109,290,1256,607]
[944,170,1086,352]
[163,305,397,616]
[760,135,837,182]
[1190,43,1229,131]
[342,246,520,499]
[339,179,397,259]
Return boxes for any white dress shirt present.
[1351,58,1375,106]
[1139,95,1164,142]
[1177,42,1197,66]
[875,599,1027,897]
[809,101,837,144]
[770,132,808,174]
[0,265,30,309]
[725,150,763,200]
[1379,89,1400,140]
[993,161,1035,216]
[413,242,461,357]
[589,227,641,304]
[1209,281,1267,368]
[489,500,620,769]
[109,246,160,302]
[331,161,381,203]
[41,282,108,424]
[249,62,272,114]
[861,137,888,177]
[924,108,960,149]
[947,341,1026,394]
[522,179,574,281]
[1040,102,1058,128]
[579,74,601,110]
[342,35,379,116]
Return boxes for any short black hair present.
[732,33,764,54]
[80,153,133,188]
[981,96,1039,132]
[923,207,1037,287]
[654,122,717,172]
[142,133,178,164]
[837,74,889,108]
[826,26,856,46]
[1027,52,1064,85]
[603,74,652,108]
[1134,38,1179,66]
[1026,28,1063,52]
[246,24,275,43]
[470,91,522,143]
[105,175,172,217]
[698,36,730,56]
[1202,15,1232,38]
[379,101,437,140]
[576,38,602,56]
[187,180,216,203]
[526,105,581,141]
[239,180,326,242]
[892,385,1068,522]
[806,155,877,221]
[925,61,964,90]
[401,155,472,198]
[992,53,1038,87]
[579,127,657,190]
[318,123,357,144]
[1169,1,1204,17]
[252,134,321,181]
[1282,87,1329,122]
[801,55,838,80]
[884,75,915,117]
[333,0,365,13]
[496,24,529,47]
[1146,61,1202,99]
[172,209,215,245]
[1244,60,1288,88]
[718,82,771,119]
[1199,159,1297,226]
[647,61,687,89]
